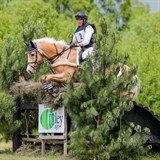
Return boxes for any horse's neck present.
[39,43,65,59]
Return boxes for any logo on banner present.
[39,105,64,133]
[40,109,54,129]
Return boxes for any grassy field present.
[0,153,160,160]
[0,141,69,160]
[0,154,69,160]
[0,141,160,160]
[133,154,160,160]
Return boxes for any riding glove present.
[70,43,78,48]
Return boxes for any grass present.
[1,154,160,160]
[132,153,160,160]
[0,141,160,160]
[0,141,11,151]
[0,141,69,160]
[0,154,69,160]
[1,153,160,160]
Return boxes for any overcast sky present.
[141,0,160,12]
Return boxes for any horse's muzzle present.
[26,65,37,74]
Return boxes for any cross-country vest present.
[74,22,96,49]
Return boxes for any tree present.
[0,92,20,141]
[63,18,149,160]
[0,0,101,141]
[97,0,148,29]
[0,0,101,90]
[117,12,160,116]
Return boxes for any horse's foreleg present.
[48,73,67,83]
[42,72,71,83]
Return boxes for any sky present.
[141,0,160,12]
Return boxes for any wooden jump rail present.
[39,133,68,156]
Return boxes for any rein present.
[48,44,71,61]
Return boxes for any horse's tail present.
[131,75,141,100]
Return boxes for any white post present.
[41,139,45,155]
[64,107,68,156]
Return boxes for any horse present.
[26,38,79,83]
[26,37,140,100]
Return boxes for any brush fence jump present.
[38,104,68,156]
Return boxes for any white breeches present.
[82,47,94,60]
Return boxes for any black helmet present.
[75,11,88,20]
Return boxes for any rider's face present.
[76,19,83,27]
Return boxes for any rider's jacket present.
[74,22,96,50]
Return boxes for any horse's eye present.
[31,53,35,57]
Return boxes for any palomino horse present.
[26,38,78,83]
[26,38,140,100]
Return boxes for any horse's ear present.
[30,40,35,48]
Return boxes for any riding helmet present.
[75,11,88,20]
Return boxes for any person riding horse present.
[70,11,96,62]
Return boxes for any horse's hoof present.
[42,82,53,90]
[53,88,59,94]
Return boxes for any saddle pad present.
[76,48,81,66]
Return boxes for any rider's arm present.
[71,35,77,44]
[77,25,94,47]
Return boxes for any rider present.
[70,11,96,62]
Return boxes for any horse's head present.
[26,41,43,74]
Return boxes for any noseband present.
[27,50,44,71]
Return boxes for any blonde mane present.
[33,37,67,46]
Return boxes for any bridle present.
[27,50,43,71]
[27,43,71,70]
[48,43,71,61]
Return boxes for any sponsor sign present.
[38,104,64,133]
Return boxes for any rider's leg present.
[82,47,93,60]
[79,50,83,63]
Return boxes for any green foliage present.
[98,0,148,29]
[0,0,159,149]
[0,92,20,141]
[117,12,160,116]
[0,0,100,90]
[0,0,100,140]
[63,18,149,160]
